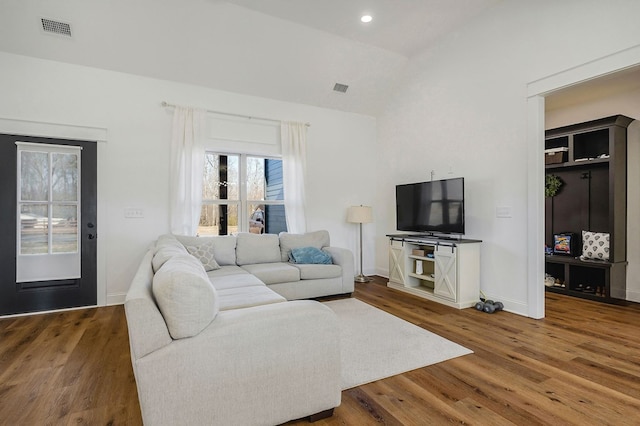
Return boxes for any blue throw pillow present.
[288,246,333,264]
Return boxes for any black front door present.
[0,134,97,315]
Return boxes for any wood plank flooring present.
[1,277,640,425]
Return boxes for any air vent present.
[333,83,349,93]
[41,18,72,37]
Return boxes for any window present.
[200,153,287,236]
[16,142,82,283]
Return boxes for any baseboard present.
[107,292,127,306]
[0,304,98,319]
[625,289,640,304]
[376,268,389,278]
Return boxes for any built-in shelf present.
[544,115,632,302]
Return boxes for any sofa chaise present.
[124,230,354,425]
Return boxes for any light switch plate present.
[124,208,144,218]
[495,206,512,218]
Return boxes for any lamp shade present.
[347,205,373,224]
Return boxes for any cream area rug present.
[323,298,473,390]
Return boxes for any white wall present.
[0,51,378,304]
[375,0,640,315]
[546,89,640,303]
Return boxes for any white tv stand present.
[386,234,481,309]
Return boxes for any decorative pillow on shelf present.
[187,241,221,271]
[581,230,610,261]
[288,246,333,265]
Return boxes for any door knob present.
[88,234,97,240]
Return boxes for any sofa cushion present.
[235,233,281,265]
[241,262,300,285]
[217,285,285,310]
[186,241,220,271]
[288,247,332,264]
[208,272,266,291]
[152,254,219,339]
[279,230,330,262]
[175,235,237,266]
[152,235,189,273]
[293,264,343,280]
[206,265,250,278]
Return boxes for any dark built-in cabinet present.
[545,115,633,303]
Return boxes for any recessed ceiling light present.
[360,15,372,23]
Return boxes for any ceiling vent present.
[333,83,349,93]
[41,18,72,37]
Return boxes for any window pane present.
[265,158,284,201]
[248,204,265,234]
[20,204,48,254]
[265,204,287,234]
[52,204,78,253]
[198,203,239,236]
[21,151,49,201]
[247,157,284,202]
[247,157,265,201]
[52,153,78,202]
[248,203,287,235]
[203,153,239,201]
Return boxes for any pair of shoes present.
[583,286,595,294]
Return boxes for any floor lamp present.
[347,205,373,283]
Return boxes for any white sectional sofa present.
[124,230,354,425]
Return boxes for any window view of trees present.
[199,153,286,236]
[19,150,79,254]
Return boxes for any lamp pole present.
[355,221,370,282]
[348,205,372,283]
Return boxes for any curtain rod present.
[161,101,310,127]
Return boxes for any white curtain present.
[170,107,206,235]
[280,121,307,233]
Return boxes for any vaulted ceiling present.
[0,0,500,116]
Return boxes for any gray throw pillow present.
[186,241,221,271]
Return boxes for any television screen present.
[396,178,465,235]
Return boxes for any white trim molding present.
[0,117,108,142]
[0,116,108,308]
[526,43,640,319]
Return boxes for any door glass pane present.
[52,153,78,201]
[20,204,49,254]
[203,154,239,201]
[20,151,49,201]
[52,204,78,253]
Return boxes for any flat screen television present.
[396,177,465,235]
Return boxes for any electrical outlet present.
[124,208,144,218]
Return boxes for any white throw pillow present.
[581,230,610,261]
[152,254,219,339]
[186,241,220,271]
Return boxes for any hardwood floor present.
[1,277,640,425]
